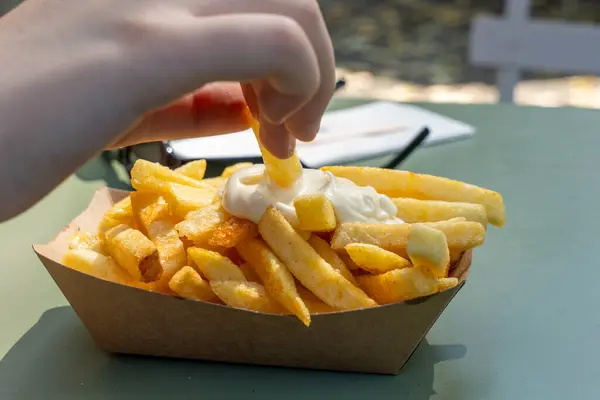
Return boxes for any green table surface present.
[1,101,598,399]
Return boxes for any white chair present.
[469,0,600,103]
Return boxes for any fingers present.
[111,82,248,148]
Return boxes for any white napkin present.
[167,101,475,168]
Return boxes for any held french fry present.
[236,237,311,326]
[345,243,411,274]
[391,198,488,226]
[175,159,207,181]
[221,162,254,178]
[210,281,285,314]
[104,224,163,282]
[407,224,450,278]
[168,266,217,302]
[294,194,337,232]
[322,166,505,227]
[208,217,258,248]
[308,235,357,284]
[331,219,486,253]
[245,107,301,188]
[68,231,106,255]
[62,249,131,284]
[175,203,228,243]
[357,267,439,304]
[97,196,137,239]
[187,247,246,281]
[258,206,377,310]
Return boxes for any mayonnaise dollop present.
[221,164,403,226]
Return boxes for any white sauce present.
[221,164,403,226]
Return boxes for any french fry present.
[175,203,228,243]
[68,231,106,255]
[331,219,486,253]
[322,166,505,227]
[295,285,339,314]
[221,162,254,178]
[391,198,488,226]
[201,176,228,190]
[104,224,162,282]
[245,107,301,188]
[97,196,137,239]
[294,194,337,232]
[168,266,217,302]
[238,263,262,283]
[357,267,439,304]
[295,230,312,241]
[163,183,216,220]
[131,159,213,191]
[345,243,411,274]
[407,224,450,278]
[308,235,357,284]
[208,217,258,248]
[186,247,246,281]
[148,220,187,290]
[175,159,207,181]
[258,206,377,310]
[62,249,131,284]
[236,237,311,326]
[437,277,459,292]
[129,192,170,235]
[210,281,285,314]
[337,250,361,270]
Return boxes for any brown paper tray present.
[33,187,471,375]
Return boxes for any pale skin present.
[0,0,335,222]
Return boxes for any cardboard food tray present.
[33,187,472,375]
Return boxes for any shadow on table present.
[75,155,131,191]
[0,307,467,400]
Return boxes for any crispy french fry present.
[201,176,228,190]
[221,162,254,178]
[175,203,228,243]
[175,160,207,181]
[258,206,377,310]
[130,192,170,235]
[104,224,162,282]
[357,267,438,304]
[208,217,258,248]
[68,231,106,255]
[210,281,285,314]
[295,285,339,314]
[163,183,216,219]
[97,196,137,239]
[322,166,505,227]
[437,277,459,292]
[131,159,213,191]
[168,266,217,302]
[236,237,310,326]
[187,247,246,281]
[308,235,357,284]
[345,243,411,274]
[245,108,301,188]
[294,194,337,232]
[62,249,131,284]
[238,263,262,283]
[407,224,450,278]
[391,198,488,225]
[331,220,486,253]
[148,220,187,290]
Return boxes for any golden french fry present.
[437,277,459,292]
[294,194,337,232]
[238,263,262,283]
[337,250,361,271]
[295,285,339,314]
[236,237,310,326]
[186,247,246,281]
[175,203,228,243]
[148,220,187,290]
[175,159,207,181]
[97,196,137,239]
[331,219,486,253]
[131,159,213,191]
[201,176,228,190]
[130,192,171,235]
[104,224,163,282]
[407,224,450,278]
[68,231,106,255]
[295,230,312,241]
[210,281,285,314]
[168,266,217,302]
[163,183,216,219]
[357,267,439,304]
[245,108,301,188]
[258,206,377,310]
[62,249,131,284]
[208,217,258,248]
[308,235,357,284]
[322,166,505,227]
[221,162,254,178]
[391,198,488,226]
[345,243,411,274]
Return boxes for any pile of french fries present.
[63,112,505,326]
